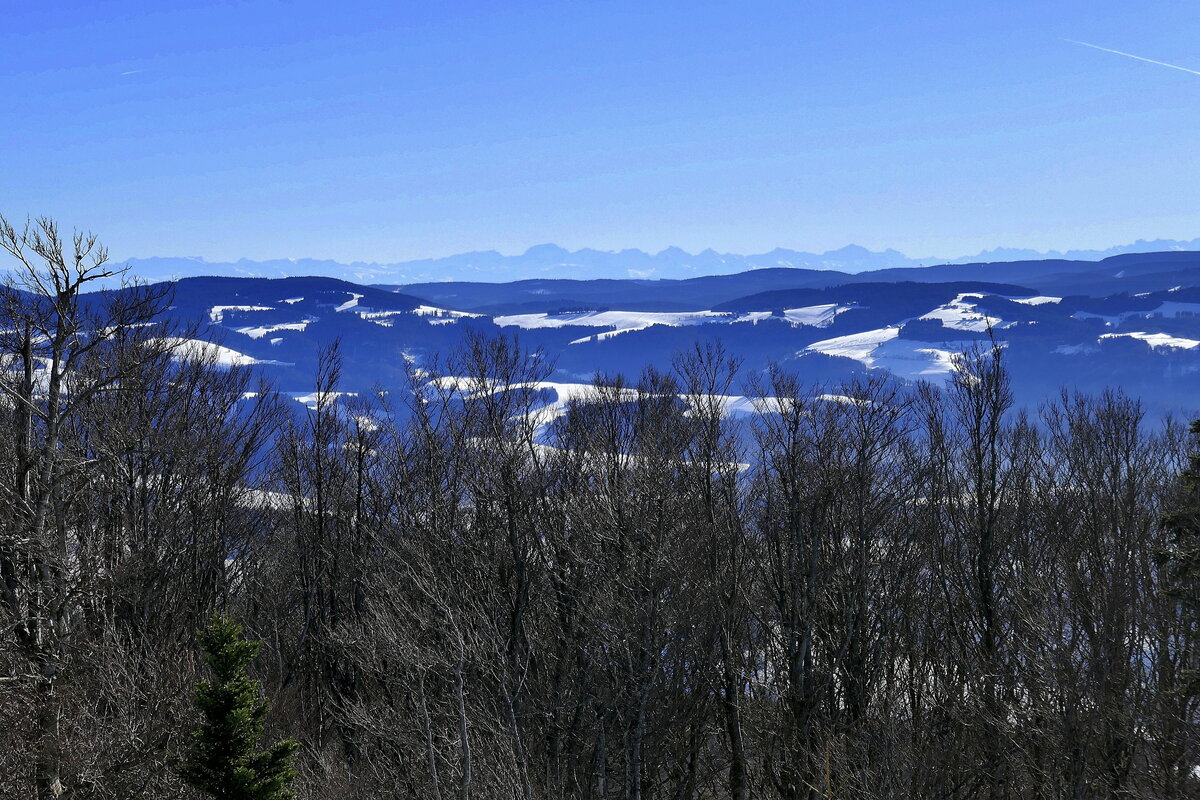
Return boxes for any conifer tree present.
[178,615,299,800]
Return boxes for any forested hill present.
[136,249,1200,417]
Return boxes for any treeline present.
[1,219,1197,799]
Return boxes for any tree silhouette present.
[1162,420,1200,695]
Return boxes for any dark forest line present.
[1,218,1198,799]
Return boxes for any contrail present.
[1065,39,1200,77]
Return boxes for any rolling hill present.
[133,251,1200,419]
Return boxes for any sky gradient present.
[3,1,1199,263]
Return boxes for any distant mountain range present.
[118,238,1200,284]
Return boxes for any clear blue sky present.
[2,1,1199,262]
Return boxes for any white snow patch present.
[426,378,627,426]
[500,306,853,344]
[781,303,853,327]
[352,415,380,432]
[334,293,364,312]
[868,341,972,381]
[360,305,483,328]
[240,488,307,512]
[413,305,483,320]
[494,310,727,332]
[210,305,273,323]
[737,311,775,324]
[280,297,304,304]
[288,391,359,410]
[158,338,278,368]
[816,393,870,406]
[569,329,618,345]
[431,377,788,427]
[920,294,1003,332]
[806,327,901,366]
[234,320,312,339]
[806,328,984,381]
[1099,332,1200,350]
[1010,295,1062,306]
[357,310,404,327]
[683,394,789,418]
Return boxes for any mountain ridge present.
[115,238,1200,285]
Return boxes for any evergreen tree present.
[178,615,299,800]
[1161,419,1200,694]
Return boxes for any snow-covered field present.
[491,304,857,344]
[209,305,273,324]
[1010,295,1062,306]
[494,309,732,333]
[234,321,313,339]
[919,293,1005,332]
[1099,331,1200,350]
[804,327,983,381]
[158,337,284,367]
[412,305,483,320]
[805,327,901,366]
[781,303,854,326]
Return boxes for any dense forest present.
[1,219,1198,799]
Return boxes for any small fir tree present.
[1161,420,1200,695]
[178,614,299,800]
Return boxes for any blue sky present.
[2,1,1199,262]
